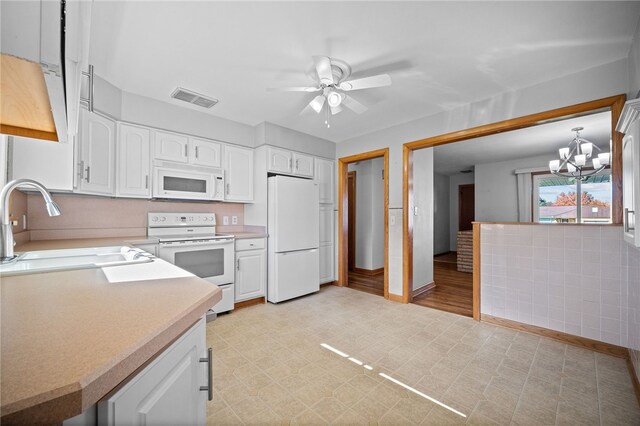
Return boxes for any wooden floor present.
[412,255,473,317]
[347,270,384,297]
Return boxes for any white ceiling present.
[433,111,612,175]
[89,1,640,143]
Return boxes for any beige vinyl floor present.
[206,285,640,425]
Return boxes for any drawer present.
[235,238,265,251]
[212,284,234,313]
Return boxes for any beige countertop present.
[2,238,221,424]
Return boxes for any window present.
[533,170,612,224]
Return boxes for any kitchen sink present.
[0,246,154,276]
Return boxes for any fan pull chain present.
[325,104,330,128]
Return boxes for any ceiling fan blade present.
[313,56,334,85]
[330,105,343,115]
[309,95,326,114]
[342,95,368,114]
[338,74,391,91]
[267,86,320,92]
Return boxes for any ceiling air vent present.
[170,87,218,109]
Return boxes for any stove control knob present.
[209,216,215,222]
[151,216,158,222]
[160,217,166,222]
[202,217,208,222]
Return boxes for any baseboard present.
[320,281,338,287]
[353,267,384,276]
[410,281,435,301]
[627,349,640,406]
[387,293,404,303]
[234,297,265,310]
[481,314,629,359]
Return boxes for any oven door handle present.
[159,239,234,248]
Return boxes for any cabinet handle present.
[226,183,230,194]
[289,158,292,170]
[625,208,635,232]
[237,259,240,271]
[199,347,213,401]
[295,159,299,171]
[184,145,188,158]
[85,166,91,183]
[195,146,199,159]
[145,175,149,189]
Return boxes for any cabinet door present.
[623,121,640,246]
[224,145,254,202]
[189,138,221,168]
[235,249,266,301]
[118,124,151,198]
[267,147,292,174]
[77,109,115,195]
[319,243,334,284]
[315,158,335,204]
[319,206,333,244]
[293,153,314,178]
[98,318,208,426]
[154,130,189,163]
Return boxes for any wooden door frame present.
[347,171,357,272]
[338,148,389,298]
[458,183,475,232]
[403,94,626,319]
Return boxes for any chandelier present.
[548,127,610,181]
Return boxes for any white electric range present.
[148,213,235,318]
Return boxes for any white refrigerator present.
[267,175,320,303]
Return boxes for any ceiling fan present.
[268,56,391,127]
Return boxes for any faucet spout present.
[0,179,61,261]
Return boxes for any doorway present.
[403,94,626,320]
[458,184,475,232]
[338,148,389,299]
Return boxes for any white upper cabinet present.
[224,145,254,202]
[267,147,292,174]
[293,153,314,178]
[315,158,335,204]
[189,138,221,168]
[117,123,151,198]
[617,98,640,247]
[76,109,116,195]
[154,131,189,163]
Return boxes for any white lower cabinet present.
[97,317,210,426]
[319,242,334,284]
[235,238,266,302]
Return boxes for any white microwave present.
[153,160,225,201]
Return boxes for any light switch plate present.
[232,216,238,225]
[223,216,229,225]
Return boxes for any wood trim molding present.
[0,124,58,142]
[388,293,404,303]
[626,350,640,406]
[338,148,390,300]
[234,297,265,310]
[472,223,481,321]
[353,267,384,276]
[410,281,435,301]
[482,314,629,359]
[403,95,626,320]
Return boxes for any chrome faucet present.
[0,179,61,261]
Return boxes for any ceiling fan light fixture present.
[327,90,342,108]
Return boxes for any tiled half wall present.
[480,223,639,356]
[24,193,245,240]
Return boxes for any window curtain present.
[516,171,532,222]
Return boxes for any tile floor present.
[206,286,640,425]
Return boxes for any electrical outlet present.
[223,216,229,225]
[232,216,238,225]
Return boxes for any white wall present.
[337,59,629,297]
[629,21,640,98]
[475,154,549,222]
[255,122,335,159]
[348,158,384,270]
[412,148,434,289]
[449,172,475,251]
[10,136,74,191]
[433,173,450,255]
[93,75,123,120]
